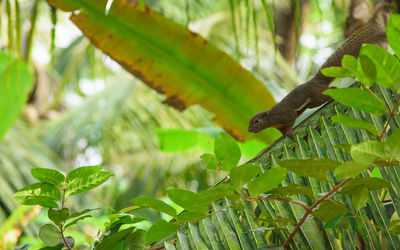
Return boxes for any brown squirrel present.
[248,7,390,136]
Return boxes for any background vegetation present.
[1,0,399,249]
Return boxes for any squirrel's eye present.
[254,119,260,124]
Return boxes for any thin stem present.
[366,88,390,113]
[25,0,39,61]
[59,189,71,249]
[14,0,21,57]
[378,95,400,141]
[283,178,351,248]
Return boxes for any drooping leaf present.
[200,153,219,170]
[66,171,114,197]
[331,115,378,135]
[230,163,260,188]
[338,177,390,194]
[360,44,400,91]
[46,0,280,142]
[39,224,61,247]
[166,189,208,213]
[268,184,315,199]
[321,66,351,78]
[248,168,288,197]
[279,159,340,181]
[64,215,92,229]
[32,168,65,187]
[387,13,400,57]
[323,88,386,115]
[96,227,134,250]
[214,133,241,171]
[351,186,369,211]
[146,220,178,245]
[334,161,370,178]
[0,52,34,142]
[131,196,177,217]
[125,229,147,250]
[13,182,61,208]
[312,201,349,227]
[48,208,69,226]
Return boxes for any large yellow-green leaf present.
[0,52,34,141]
[46,0,279,142]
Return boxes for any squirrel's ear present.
[261,111,270,119]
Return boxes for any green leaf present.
[46,0,279,143]
[355,56,374,86]
[352,186,369,211]
[312,201,348,227]
[125,229,147,250]
[201,153,219,170]
[0,52,34,141]
[371,167,382,179]
[39,224,61,247]
[389,212,400,235]
[230,163,260,188]
[48,208,69,226]
[321,66,351,78]
[13,182,61,208]
[334,161,370,178]
[338,177,390,194]
[214,133,241,171]
[66,166,102,184]
[360,44,400,91]
[177,211,206,222]
[96,227,134,250]
[248,168,288,197]
[131,196,177,217]
[358,56,376,86]
[167,189,208,213]
[351,140,385,164]
[155,128,213,153]
[197,184,239,203]
[237,140,267,159]
[279,158,340,181]
[146,220,178,245]
[385,129,400,161]
[325,213,352,229]
[64,215,92,229]
[341,55,357,73]
[68,208,98,220]
[66,171,114,197]
[323,88,386,115]
[387,13,400,57]
[268,184,315,199]
[31,168,65,187]
[331,115,378,135]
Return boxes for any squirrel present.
[248,6,390,137]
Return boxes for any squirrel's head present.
[248,111,271,133]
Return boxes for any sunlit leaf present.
[321,66,351,78]
[167,189,208,213]
[13,182,61,208]
[230,163,260,188]
[387,13,400,57]
[323,88,386,115]
[341,55,357,73]
[331,115,378,135]
[360,44,400,91]
[248,168,288,197]
[334,161,370,178]
[155,128,213,153]
[66,171,114,197]
[32,168,65,187]
[46,0,279,142]
[214,133,241,171]
[200,153,219,170]
[351,140,385,164]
